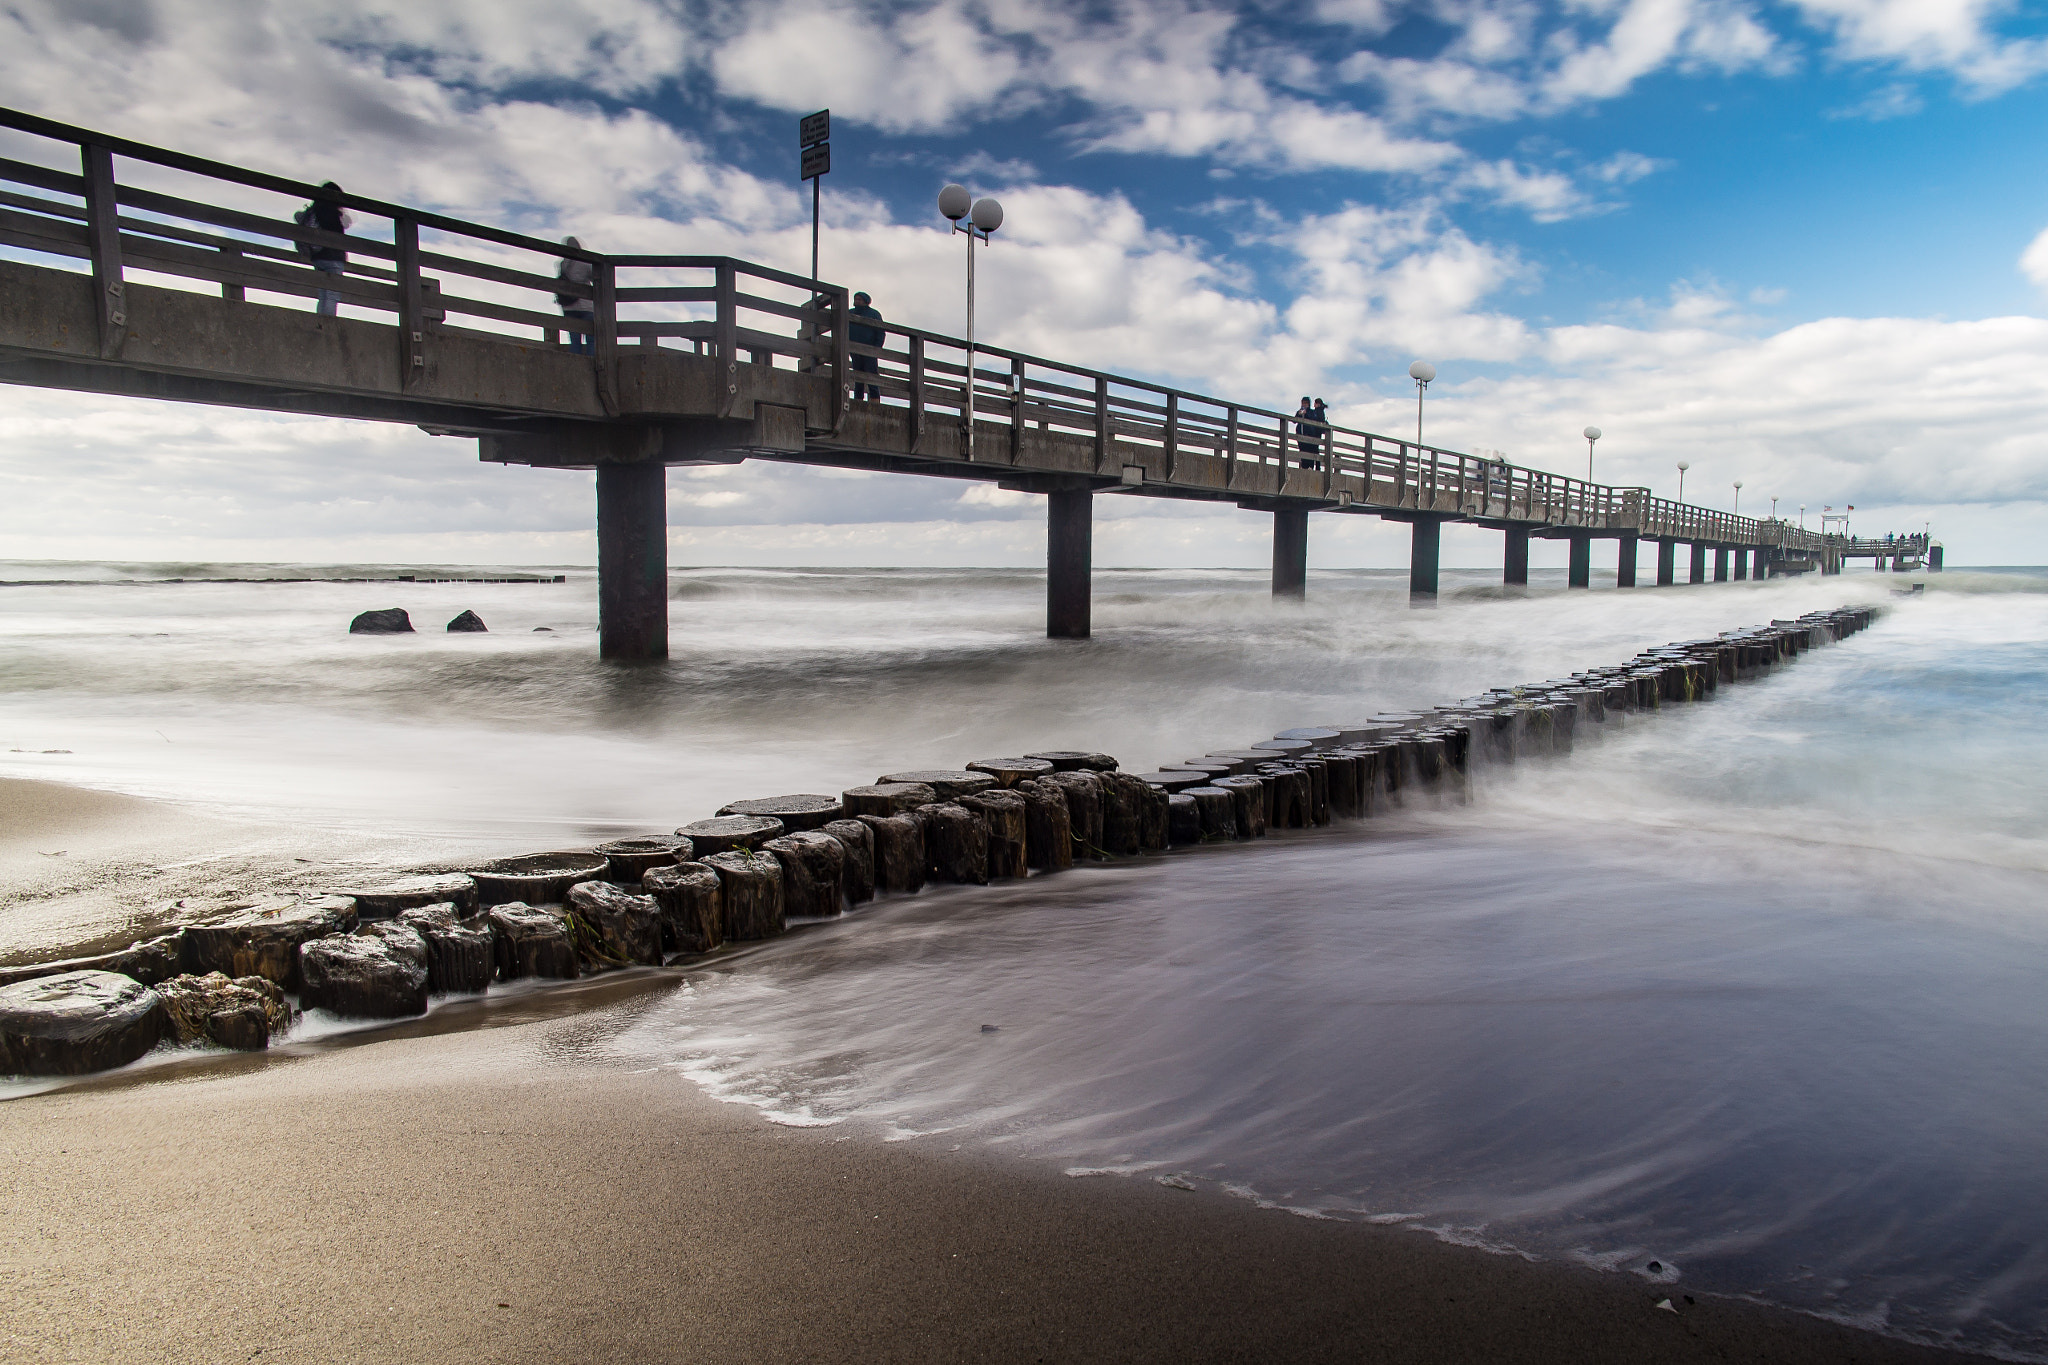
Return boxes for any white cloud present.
[2021,226,2048,291]
[1790,0,2048,93]
[1824,82,1925,119]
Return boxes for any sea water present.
[3,560,2044,1356]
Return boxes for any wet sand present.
[0,989,1991,1365]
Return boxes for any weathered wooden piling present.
[762,830,847,919]
[678,816,785,856]
[822,819,876,905]
[960,790,1029,878]
[1212,775,1269,838]
[1013,778,1076,872]
[1185,786,1238,841]
[919,802,991,884]
[642,862,724,952]
[842,782,936,816]
[858,813,927,893]
[717,795,845,832]
[700,850,784,940]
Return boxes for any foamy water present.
[4,559,2045,1356]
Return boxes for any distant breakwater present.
[0,605,1877,1081]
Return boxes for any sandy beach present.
[0,979,1994,1365]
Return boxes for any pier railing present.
[0,104,1839,553]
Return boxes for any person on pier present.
[849,291,885,402]
[296,183,352,318]
[1294,396,1318,467]
[555,238,595,355]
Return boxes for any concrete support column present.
[1048,489,1093,638]
[1410,517,1442,605]
[596,460,669,662]
[1567,532,1591,589]
[1930,545,1944,572]
[1714,547,1729,582]
[1617,533,1638,588]
[1503,526,1530,588]
[1656,538,1676,587]
[1272,508,1308,600]
[1735,548,1749,580]
[1689,542,1707,584]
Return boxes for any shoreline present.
[0,995,1996,1365]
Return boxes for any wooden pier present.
[0,108,1899,659]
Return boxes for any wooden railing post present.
[1093,375,1109,472]
[394,216,424,391]
[832,286,850,434]
[594,258,619,416]
[909,333,926,453]
[1163,391,1179,480]
[1009,355,1025,464]
[1320,424,1333,497]
[219,245,245,302]
[1224,405,1239,488]
[714,261,737,420]
[80,143,126,360]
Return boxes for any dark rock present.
[877,770,996,801]
[1167,793,1201,846]
[567,882,663,967]
[762,831,846,919]
[396,904,494,995]
[642,862,724,954]
[344,873,479,921]
[446,609,488,633]
[918,802,989,885]
[1212,776,1268,838]
[821,820,875,905]
[156,972,294,1050]
[1048,771,1106,860]
[959,790,1027,879]
[468,851,607,908]
[1013,778,1074,872]
[676,816,785,856]
[716,796,844,832]
[0,971,164,1076]
[857,813,926,894]
[841,783,936,817]
[299,930,428,1019]
[349,608,414,634]
[700,850,784,940]
[186,897,357,991]
[965,757,1054,787]
[0,929,187,989]
[486,903,579,981]
[596,838,686,884]
[1022,751,1119,772]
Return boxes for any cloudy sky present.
[3,0,2046,568]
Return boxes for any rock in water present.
[349,608,414,634]
[298,931,429,1019]
[185,897,358,991]
[0,970,165,1075]
[446,609,488,633]
[486,903,579,981]
[0,929,187,989]
[155,972,294,1051]
[821,820,874,905]
[567,881,663,968]
[700,850,783,940]
[762,831,846,919]
[396,904,494,995]
[856,813,925,894]
[642,862,724,955]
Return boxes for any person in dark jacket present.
[556,237,595,355]
[1312,398,1330,466]
[848,291,885,401]
[1294,396,1318,467]
[299,182,353,318]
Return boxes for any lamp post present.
[1733,480,1742,517]
[939,183,1003,442]
[1583,426,1601,481]
[1771,496,1778,521]
[1799,503,1806,529]
[1408,361,1435,446]
[1676,460,1689,502]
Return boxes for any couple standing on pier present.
[1294,397,1330,469]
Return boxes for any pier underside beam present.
[1272,508,1308,599]
[1617,532,1639,588]
[1502,525,1530,587]
[1410,516,1445,604]
[1047,488,1093,638]
[1656,539,1676,587]
[596,460,669,662]
[1689,542,1707,584]
[1567,532,1591,589]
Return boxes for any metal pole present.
[964,228,976,443]
[811,176,820,283]
[1414,380,1424,447]
[1586,438,1593,482]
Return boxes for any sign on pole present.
[800,109,830,150]
[800,143,831,180]
[800,109,830,283]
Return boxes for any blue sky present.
[3,0,2047,566]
